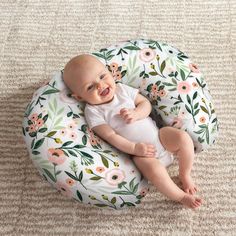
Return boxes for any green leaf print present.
[92,49,115,65]
[90,176,102,180]
[101,155,109,168]
[160,60,166,74]
[34,138,45,149]
[82,135,87,145]
[78,171,83,182]
[200,105,209,115]
[180,69,185,80]
[43,168,56,183]
[76,190,83,202]
[24,101,35,117]
[144,40,163,51]
[124,46,140,51]
[126,55,140,86]
[149,72,158,76]
[65,171,79,181]
[62,141,73,147]
[65,170,87,190]
[184,93,200,124]
[46,131,57,137]
[112,178,140,197]
[111,197,116,204]
[112,191,132,195]
[194,124,210,144]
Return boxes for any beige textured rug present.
[1,0,235,235]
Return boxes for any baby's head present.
[63,54,116,105]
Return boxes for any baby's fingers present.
[145,144,156,157]
[120,108,128,115]
[147,144,156,152]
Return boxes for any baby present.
[63,54,203,209]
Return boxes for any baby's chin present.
[102,86,115,104]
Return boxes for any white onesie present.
[84,83,174,167]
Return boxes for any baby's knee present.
[132,156,162,174]
[177,130,193,147]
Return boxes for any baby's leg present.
[132,157,202,209]
[159,127,197,194]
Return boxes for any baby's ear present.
[71,93,83,101]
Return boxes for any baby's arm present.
[92,124,156,157]
[134,93,152,119]
[120,94,152,123]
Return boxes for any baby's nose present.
[96,81,103,90]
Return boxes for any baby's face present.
[64,55,116,105]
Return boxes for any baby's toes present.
[189,188,195,195]
[193,198,202,208]
[190,186,198,195]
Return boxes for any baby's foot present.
[179,174,197,195]
[180,194,202,209]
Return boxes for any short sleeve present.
[84,105,106,129]
[118,83,139,101]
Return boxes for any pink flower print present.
[96,167,105,173]
[151,84,158,93]
[29,124,37,133]
[177,81,191,94]
[189,63,200,73]
[140,187,149,197]
[109,62,119,72]
[59,88,77,104]
[89,136,98,146]
[55,181,72,198]
[88,130,101,146]
[30,113,38,122]
[150,84,159,101]
[87,127,94,135]
[66,178,75,186]
[48,148,66,165]
[105,168,126,186]
[139,48,156,62]
[67,121,76,130]
[192,82,198,89]
[199,116,206,123]
[130,169,136,174]
[60,128,67,136]
[113,71,122,81]
[158,89,167,97]
[36,118,44,128]
[70,131,77,140]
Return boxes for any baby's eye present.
[100,74,105,80]
[87,85,94,91]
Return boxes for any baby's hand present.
[119,108,137,124]
[134,143,156,158]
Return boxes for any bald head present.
[63,54,104,94]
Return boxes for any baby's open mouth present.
[100,87,110,96]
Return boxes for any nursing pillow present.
[22,39,219,209]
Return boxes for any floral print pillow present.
[22,72,149,210]
[92,39,219,153]
[22,39,218,210]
